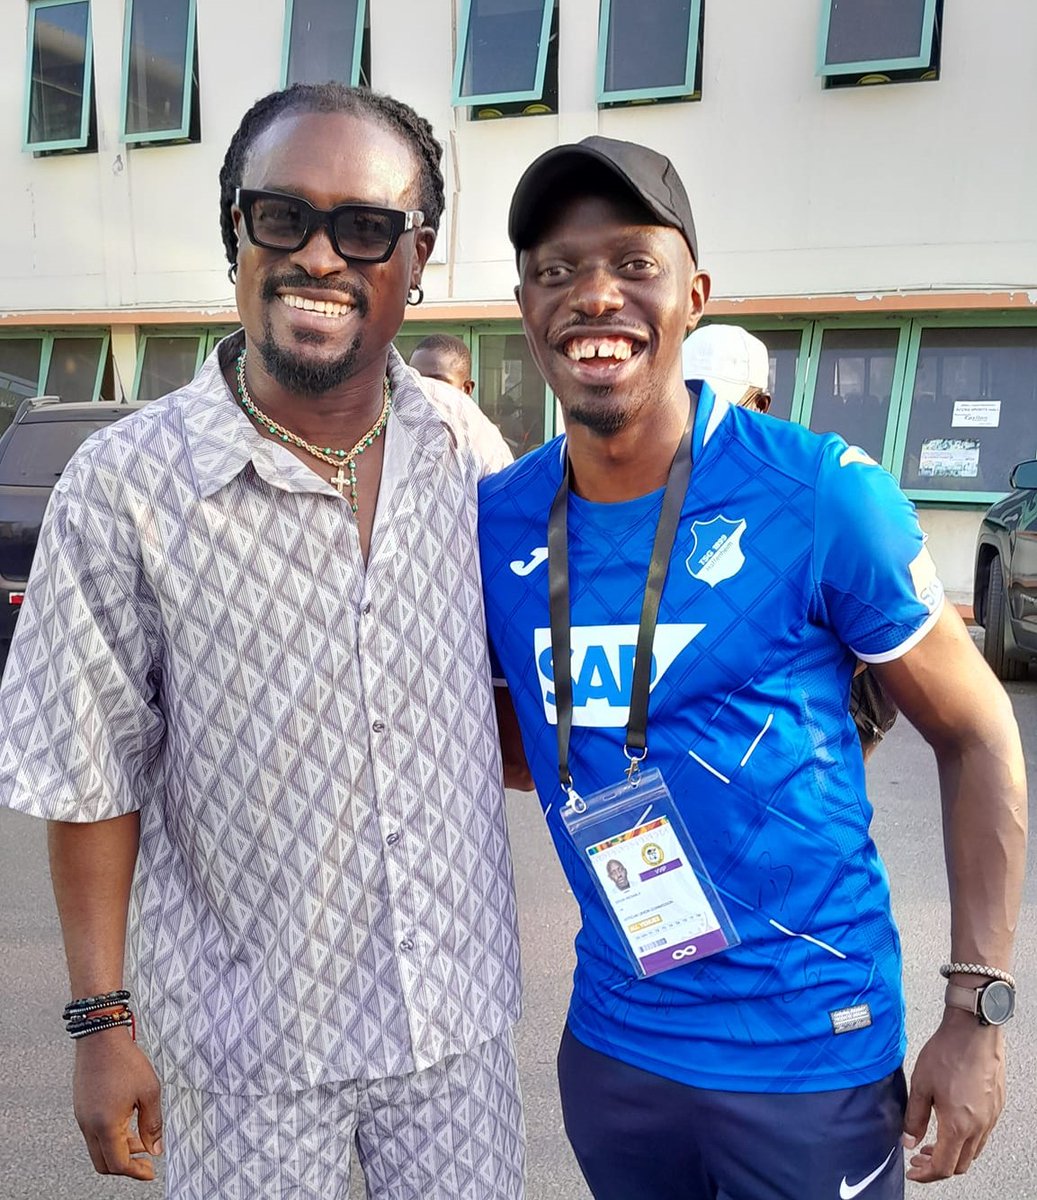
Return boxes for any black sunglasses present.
[235,188,425,264]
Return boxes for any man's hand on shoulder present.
[74,1031,163,1181]
[903,1007,1006,1182]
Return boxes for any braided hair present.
[219,84,445,277]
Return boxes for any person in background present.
[683,322,900,759]
[682,323,771,414]
[409,333,476,395]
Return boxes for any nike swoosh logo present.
[839,1144,898,1199]
[510,547,549,576]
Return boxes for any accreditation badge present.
[560,769,739,978]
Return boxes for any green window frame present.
[395,322,558,451]
[0,330,111,433]
[798,318,911,471]
[119,0,198,145]
[817,0,939,77]
[451,0,555,108]
[41,331,111,402]
[281,0,369,88]
[204,326,239,357]
[24,0,95,153]
[596,0,703,105]
[133,329,207,402]
[889,315,1037,505]
[697,315,1037,506]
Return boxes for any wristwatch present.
[945,979,1017,1026]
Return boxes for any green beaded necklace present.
[234,348,391,514]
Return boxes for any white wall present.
[919,508,983,607]
[2,0,1037,314]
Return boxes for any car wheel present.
[983,556,1027,681]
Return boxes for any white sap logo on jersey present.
[686,516,747,587]
[534,624,705,727]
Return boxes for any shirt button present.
[361,602,372,616]
[386,831,401,846]
[399,937,415,952]
[372,720,386,733]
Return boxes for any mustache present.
[262,273,370,316]
[549,318,650,345]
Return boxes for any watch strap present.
[944,982,981,1017]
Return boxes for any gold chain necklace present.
[235,348,391,513]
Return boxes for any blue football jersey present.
[479,385,944,1094]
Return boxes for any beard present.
[255,326,363,395]
[564,384,642,437]
[256,273,370,396]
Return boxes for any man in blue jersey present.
[480,137,1026,1199]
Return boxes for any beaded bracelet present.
[62,989,131,1022]
[939,962,1016,988]
[67,1014,136,1041]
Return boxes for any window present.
[819,0,940,86]
[204,327,239,356]
[394,326,552,454]
[393,330,466,370]
[805,327,899,463]
[597,0,703,105]
[282,0,370,88]
[44,337,107,403]
[452,0,558,118]
[0,341,43,436]
[24,0,95,153]
[0,333,111,435]
[135,334,203,402]
[756,329,804,423]
[477,333,547,456]
[121,0,199,144]
[898,327,1037,498]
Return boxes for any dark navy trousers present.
[558,1026,907,1200]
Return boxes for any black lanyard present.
[547,400,696,795]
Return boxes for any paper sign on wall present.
[919,438,980,479]
[952,401,1001,428]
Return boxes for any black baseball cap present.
[508,135,699,264]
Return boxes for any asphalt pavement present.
[2,678,1036,1199]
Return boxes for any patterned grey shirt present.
[0,336,522,1094]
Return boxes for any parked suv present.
[0,397,145,675]
[973,459,1037,680]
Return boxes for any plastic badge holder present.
[561,768,740,979]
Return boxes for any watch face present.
[980,980,1015,1025]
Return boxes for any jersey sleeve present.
[811,442,945,662]
[0,462,166,822]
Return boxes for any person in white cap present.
[682,323,771,414]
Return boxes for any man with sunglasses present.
[480,137,1025,1198]
[0,84,524,1199]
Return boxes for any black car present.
[0,397,145,674]
[973,459,1037,680]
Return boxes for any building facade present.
[3,0,1037,600]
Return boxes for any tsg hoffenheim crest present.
[686,515,748,587]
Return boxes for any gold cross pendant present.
[330,464,349,495]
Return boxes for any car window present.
[0,420,114,486]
